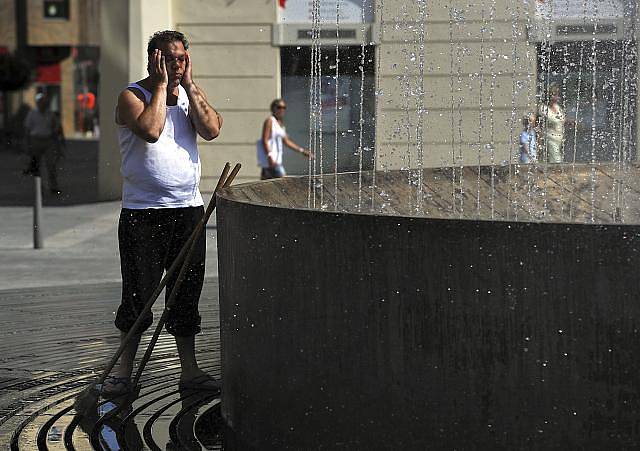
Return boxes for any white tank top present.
[256,116,286,168]
[118,83,203,209]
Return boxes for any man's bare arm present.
[182,52,222,141]
[116,49,168,143]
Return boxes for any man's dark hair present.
[147,30,189,58]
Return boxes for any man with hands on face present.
[104,30,223,396]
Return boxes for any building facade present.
[95,0,638,200]
[0,0,100,139]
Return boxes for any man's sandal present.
[178,374,221,392]
[100,376,134,397]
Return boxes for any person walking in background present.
[103,30,223,396]
[76,91,97,136]
[519,112,538,164]
[257,98,312,180]
[538,83,570,163]
[23,93,64,194]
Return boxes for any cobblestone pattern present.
[0,280,223,450]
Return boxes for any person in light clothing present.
[538,83,577,163]
[104,30,223,396]
[519,112,538,164]
[257,98,312,179]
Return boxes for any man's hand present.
[268,156,277,168]
[118,49,168,143]
[150,49,168,89]
[181,51,193,89]
[182,50,221,141]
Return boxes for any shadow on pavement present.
[0,138,102,206]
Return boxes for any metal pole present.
[33,175,43,249]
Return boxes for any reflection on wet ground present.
[0,281,226,450]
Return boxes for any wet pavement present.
[0,281,224,450]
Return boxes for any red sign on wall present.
[36,64,61,84]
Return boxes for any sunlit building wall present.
[0,1,16,50]
[376,0,537,170]
[97,0,639,200]
[99,0,278,198]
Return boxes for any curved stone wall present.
[216,169,640,449]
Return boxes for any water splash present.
[357,0,367,210]
[334,0,341,211]
[507,0,521,221]
[300,0,637,225]
[307,0,319,209]
[449,6,465,218]
[372,0,385,211]
[589,2,598,223]
[414,0,427,214]
[569,40,585,220]
[488,0,497,220]
[477,0,487,218]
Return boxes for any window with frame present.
[44,0,69,20]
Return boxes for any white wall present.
[98,0,130,200]
[129,0,173,81]
[174,0,280,186]
[375,0,537,170]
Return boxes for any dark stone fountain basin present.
[216,167,640,449]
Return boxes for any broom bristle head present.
[73,384,100,416]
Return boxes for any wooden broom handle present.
[132,163,241,386]
[96,163,234,386]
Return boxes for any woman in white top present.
[257,98,312,180]
[538,83,576,164]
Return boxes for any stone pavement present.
[0,143,226,449]
[0,282,223,449]
[0,199,220,290]
[0,142,220,289]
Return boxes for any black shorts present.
[115,206,206,337]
